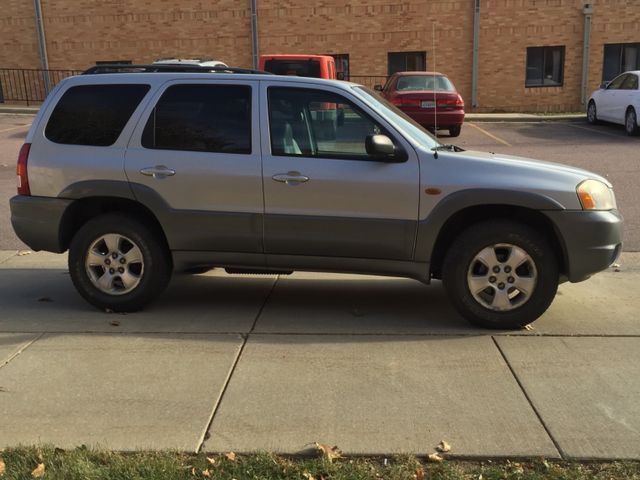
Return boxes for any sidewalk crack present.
[0,332,44,370]
[195,275,280,453]
[492,336,565,459]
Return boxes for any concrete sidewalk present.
[0,250,638,459]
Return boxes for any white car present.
[587,70,640,135]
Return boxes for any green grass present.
[0,446,639,480]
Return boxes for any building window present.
[388,51,426,75]
[603,43,640,81]
[525,46,564,87]
[329,54,350,80]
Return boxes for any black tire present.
[587,100,599,125]
[449,125,462,137]
[625,107,639,136]
[68,213,172,312]
[442,220,559,329]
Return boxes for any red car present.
[376,71,465,137]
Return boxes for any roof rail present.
[82,64,270,75]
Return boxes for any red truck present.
[258,54,340,79]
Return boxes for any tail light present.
[437,94,465,109]
[17,143,31,195]
[391,98,421,107]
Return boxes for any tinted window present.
[607,74,627,90]
[603,43,640,81]
[142,84,251,154]
[388,51,426,75]
[46,84,150,146]
[526,46,564,87]
[264,59,321,78]
[396,75,455,91]
[268,87,388,160]
[622,74,639,90]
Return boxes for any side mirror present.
[374,84,383,91]
[600,81,609,89]
[365,134,407,162]
[336,72,345,81]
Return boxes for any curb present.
[466,114,585,123]
[0,106,41,114]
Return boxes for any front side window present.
[603,43,640,81]
[388,51,426,75]
[329,54,350,80]
[607,74,628,90]
[263,59,321,78]
[142,84,251,154]
[525,46,565,87]
[45,84,150,146]
[268,87,387,160]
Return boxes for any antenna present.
[432,22,437,138]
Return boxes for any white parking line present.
[564,122,630,139]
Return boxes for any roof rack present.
[82,64,270,75]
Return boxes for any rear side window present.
[45,84,150,146]
[264,60,321,78]
[142,84,251,154]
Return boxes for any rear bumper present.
[10,195,72,253]
[545,209,623,282]
[398,108,465,128]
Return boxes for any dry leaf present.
[0,458,5,476]
[31,463,45,477]
[191,467,197,476]
[436,440,451,453]
[17,250,32,256]
[427,453,443,463]
[415,467,425,480]
[523,324,534,331]
[110,320,120,327]
[206,456,216,465]
[225,452,236,462]
[202,469,211,477]
[314,442,342,462]
[303,472,315,480]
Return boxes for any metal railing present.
[0,68,82,105]
[348,75,389,89]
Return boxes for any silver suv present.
[10,65,623,329]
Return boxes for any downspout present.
[250,0,259,69]
[581,3,593,106]
[33,0,50,94]
[471,0,480,108]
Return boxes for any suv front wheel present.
[442,220,559,329]
[68,213,172,312]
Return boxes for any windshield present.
[354,86,440,149]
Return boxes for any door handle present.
[139,165,176,179]
[272,171,310,185]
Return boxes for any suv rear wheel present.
[68,213,171,312]
[442,220,558,329]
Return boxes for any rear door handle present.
[140,165,176,179]
[272,171,310,185]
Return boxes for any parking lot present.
[1,112,639,458]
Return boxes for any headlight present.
[576,179,616,210]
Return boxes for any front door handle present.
[272,171,310,186]
[140,165,176,179]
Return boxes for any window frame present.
[266,86,405,163]
[525,45,565,88]
[602,43,640,82]
[140,82,253,155]
[387,51,427,76]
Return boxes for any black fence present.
[348,75,389,89]
[0,68,82,105]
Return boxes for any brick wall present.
[1,0,639,111]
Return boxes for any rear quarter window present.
[45,84,150,146]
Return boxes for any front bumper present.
[10,195,73,253]
[545,209,623,282]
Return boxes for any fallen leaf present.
[191,466,196,476]
[523,324,534,331]
[427,453,443,463]
[206,456,216,465]
[0,458,5,476]
[415,467,425,480]
[17,250,32,256]
[109,320,120,327]
[31,463,45,477]
[303,472,315,480]
[225,452,236,462]
[611,263,621,268]
[436,440,451,453]
[315,442,342,462]
[202,469,211,477]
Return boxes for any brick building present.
[1,0,639,111]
